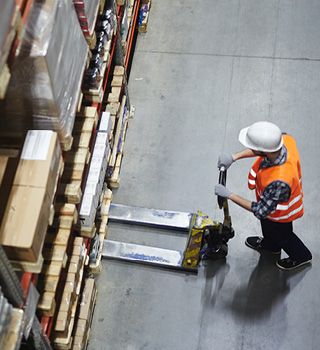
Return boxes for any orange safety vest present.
[247,134,304,223]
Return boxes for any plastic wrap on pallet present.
[0,287,13,348]
[74,0,100,36]
[0,0,88,146]
[0,1,16,71]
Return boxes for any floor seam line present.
[135,49,320,62]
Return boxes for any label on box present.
[95,132,108,145]
[84,182,97,195]
[80,192,94,216]
[99,111,111,131]
[21,130,53,160]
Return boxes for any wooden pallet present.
[53,239,88,349]
[71,278,97,349]
[10,254,44,274]
[88,188,112,273]
[107,101,133,189]
[37,204,77,316]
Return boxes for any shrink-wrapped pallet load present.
[74,0,101,37]
[0,1,17,72]
[0,0,88,149]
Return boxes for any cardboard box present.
[0,131,60,262]
[0,156,18,226]
[0,185,51,262]
[13,130,61,201]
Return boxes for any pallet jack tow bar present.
[102,169,235,272]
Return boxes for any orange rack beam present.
[125,0,141,69]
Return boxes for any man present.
[215,121,312,270]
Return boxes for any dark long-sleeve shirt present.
[251,146,291,219]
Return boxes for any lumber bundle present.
[37,204,78,316]
[71,278,97,349]
[53,238,88,349]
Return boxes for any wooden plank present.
[42,260,64,277]
[73,118,95,134]
[114,65,125,76]
[0,64,11,99]
[57,182,82,204]
[111,75,123,87]
[107,86,121,103]
[38,291,55,312]
[72,132,91,150]
[80,224,96,239]
[108,95,126,167]
[39,275,60,292]
[52,215,74,230]
[55,203,77,218]
[106,102,120,116]
[65,149,89,165]
[77,106,98,120]
[10,254,44,273]
[43,246,67,262]
[62,165,86,181]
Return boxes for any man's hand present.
[217,154,234,170]
[215,184,232,198]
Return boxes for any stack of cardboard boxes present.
[0,130,62,263]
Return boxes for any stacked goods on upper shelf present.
[0,130,62,264]
[73,0,101,39]
[82,7,116,102]
[138,0,152,33]
[120,0,133,46]
[0,0,88,150]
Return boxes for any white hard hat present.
[238,121,283,152]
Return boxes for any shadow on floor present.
[229,253,311,321]
[201,258,231,307]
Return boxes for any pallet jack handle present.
[217,167,232,228]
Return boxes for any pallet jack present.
[102,169,235,272]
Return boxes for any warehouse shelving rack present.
[0,0,142,348]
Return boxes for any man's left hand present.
[215,184,232,198]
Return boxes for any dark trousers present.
[260,219,312,261]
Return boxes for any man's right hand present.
[217,154,234,170]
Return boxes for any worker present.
[215,121,312,270]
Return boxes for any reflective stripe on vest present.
[267,203,304,221]
[248,159,262,190]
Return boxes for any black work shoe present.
[276,257,312,271]
[245,236,281,254]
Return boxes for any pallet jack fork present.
[102,170,235,273]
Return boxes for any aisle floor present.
[88,1,320,349]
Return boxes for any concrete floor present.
[88,1,320,349]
